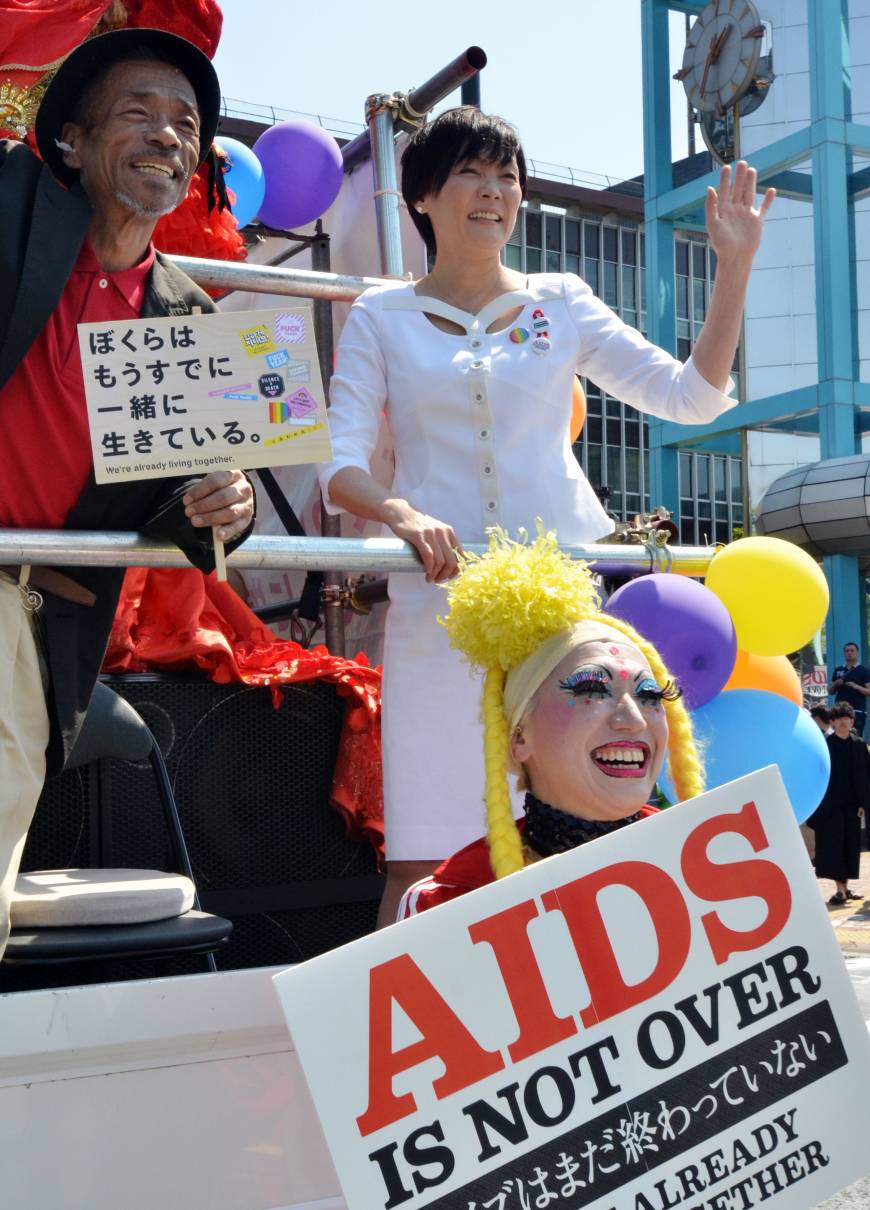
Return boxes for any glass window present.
[603,226,618,262]
[526,211,542,248]
[606,418,621,444]
[546,250,561,272]
[676,276,689,319]
[566,220,581,255]
[692,242,706,278]
[624,418,640,447]
[679,452,693,497]
[503,243,522,270]
[714,458,727,501]
[639,232,646,268]
[680,516,696,544]
[585,260,599,295]
[546,215,562,251]
[606,398,622,418]
[607,445,622,488]
[709,247,717,277]
[584,223,600,259]
[566,253,580,275]
[603,260,618,306]
[693,278,706,321]
[697,456,710,500]
[587,443,602,487]
[624,448,640,493]
[675,241,689,276]
[526,247,541,272]
[731,458,742,502]
[622,230,637,266]
[622,265,636,310]
[507,217,521,245]
[677,337,691,362]
[585,415,602,443]
[715,520,730,544]
[585,382,602,412]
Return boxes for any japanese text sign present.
[77,307,332,483]
[274,768,870,1210]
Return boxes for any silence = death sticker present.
[259,372,285,399]
[274,312,306,344]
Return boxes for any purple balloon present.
[253,120,343,229]
[604,574,736,708]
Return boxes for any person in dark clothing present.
[828,641,870,737]
[809,702,869,904]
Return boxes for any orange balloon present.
[570,377,587,443]
[723,649,803,706]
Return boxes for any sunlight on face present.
[420,156,523,259]
[512,638,670,822]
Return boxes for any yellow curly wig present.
[441,528,704,879]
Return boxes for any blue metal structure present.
[641,0,870,663]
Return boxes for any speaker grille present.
[13,674,382,986]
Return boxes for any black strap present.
[255,468,323,622]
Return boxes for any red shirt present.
[398,805,660,918]
[0,240,155,528]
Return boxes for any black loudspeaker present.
[21,674,383,972]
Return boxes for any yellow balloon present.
[705,536,829,656]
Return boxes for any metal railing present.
[0,532,716,579]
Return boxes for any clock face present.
[679,0,764,114]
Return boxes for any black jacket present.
[0,141,253,773]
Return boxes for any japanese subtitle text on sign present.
[78,306,332,483]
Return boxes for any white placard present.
[77,306,332,483]
[274,767,870,1210]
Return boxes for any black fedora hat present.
[35,28,221,186]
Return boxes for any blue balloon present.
[216,137,265,229]
[661,689,830,823]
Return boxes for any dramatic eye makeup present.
[635,675,682,705]
[559,666,610,699]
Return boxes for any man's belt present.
[0,565,97,607]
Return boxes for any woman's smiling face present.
[511,638,670,821]
[419,155,523,259]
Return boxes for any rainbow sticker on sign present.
[509,327,530,344]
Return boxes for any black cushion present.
[4,910,232,964]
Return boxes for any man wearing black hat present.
[0,29,256,959]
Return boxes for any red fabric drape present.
[104,568,384,856]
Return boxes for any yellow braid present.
[482,667,525,877]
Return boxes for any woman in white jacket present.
[318,107,774,924]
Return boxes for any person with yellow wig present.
[399,528,703,917]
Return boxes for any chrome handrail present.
[0,531,715,578]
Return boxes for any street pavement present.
[804,847,870,1207]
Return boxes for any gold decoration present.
[0,77,48,135]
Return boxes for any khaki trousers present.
[0,573,49,960]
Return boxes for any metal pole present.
[461,75,481,108]
[310,225,346,657]
[341,47,487,172]
[0,530,717,578]
[366,95,405,278]
[167,256,387,301]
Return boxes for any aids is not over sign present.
[274,767,870,1210]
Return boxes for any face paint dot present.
[619,668,630,679]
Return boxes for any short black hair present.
[844,641,859,651]
[401,107,527,255]
[831,702,855,720]
[71,45,191,130]
[810,704,831,723]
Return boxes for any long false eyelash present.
[559,669,609,696]
[637,679,682,703]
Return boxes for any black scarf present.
[523,792,641,857]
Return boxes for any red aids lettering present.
[469,899,577,1063]
[681,800,792,964]
[542,862,691,1026]
[356,953,504,1137]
